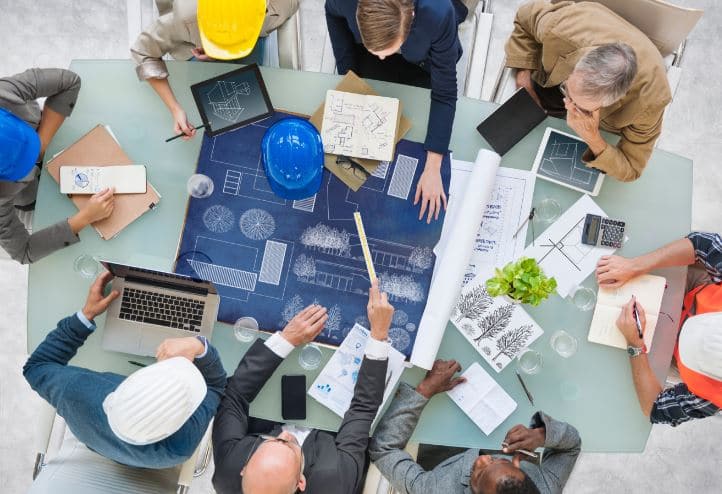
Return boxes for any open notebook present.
[588,274,667,350]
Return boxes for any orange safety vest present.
[675,283,722,407]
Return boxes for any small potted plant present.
[485,257,557,306]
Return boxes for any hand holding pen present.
[501,424,544,460]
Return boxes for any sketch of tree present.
[282,295,304,323]
[492,324,534,361]
[324,304,343,337]
[378,272,424,303]
[293,254,316,281]
[300,223,351,256]
[408,246,433,272]
[460,323,476,338]
[451,285,493,323]
[472,304,515,346]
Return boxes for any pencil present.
[165,123,209,142]
[632,298,643,340]
[515,370,535,406]
[353,211,377,282]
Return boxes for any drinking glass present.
[572,286,596,311]
[73,254,101,279]
[536,198,562,223]
[517,349,543,375]
[233,317,259,343]
[550,330,578,358]
[299,343,323,371]
[187,174,214,198]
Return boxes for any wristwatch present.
[627,345,645,358]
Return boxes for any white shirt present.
[264,332,390,360]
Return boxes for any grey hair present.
[573,43,638,106]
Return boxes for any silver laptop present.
[100,260,220,357]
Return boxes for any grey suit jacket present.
[0,68,81,263]
[370,383,582,494]
[212,338,388,494]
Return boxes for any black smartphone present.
[281,374,307,420]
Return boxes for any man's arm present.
[649,383,720,427]
[504,0,566,70]
[369,360,465,494]
[130,11,193,81]
[687,232,722,281]
[580,108,665,182]
[532,413,581,492]
[597,237,696,288]
[324,0,359,75]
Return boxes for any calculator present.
[581,214,625,248]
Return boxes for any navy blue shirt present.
[325,0,466,154]
[23,314,227,469]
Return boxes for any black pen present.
[165,123,209,142]
[632,298,643,340]
[515,370,535,406]
[128,360,147,368]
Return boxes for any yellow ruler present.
[353,211,377,282]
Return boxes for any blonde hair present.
[356,0,414,52]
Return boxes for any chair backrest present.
[554,0,703,57]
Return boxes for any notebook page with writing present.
[588,274,666,349]
[446,362,517,435]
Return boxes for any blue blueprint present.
[174,112,451,357]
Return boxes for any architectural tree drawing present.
[293,254,317,281]
[203,205,234,233]
[282,295,304,324]
[472,304,515,346]
[300,223,352,257]
[323,304,343,338]
[493,324,534,361]
[408,246,434,272]
[379,272,424,303]
[239,208,276,240]
[451,285,493,323]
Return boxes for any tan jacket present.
[131,0,299,80]
[505,1,672,182]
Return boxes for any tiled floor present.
[1,1,720,493]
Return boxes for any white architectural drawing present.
[202,205,234,233]
[239,208,276,240]
[292,254,317,281]
[321,90,398,162]
[282,294,305,323]
[389,327,411,352]
[292,195,317,213]
[223,169,243,196]
[387,154,418,200]
[207,80,251,122]
[187,259,257,291]
[392,310,408,326]
[372,160,390,179]
[300,223,352,256]
[379,272,424,303]
[539,140,595,187]
[258,240,287,285]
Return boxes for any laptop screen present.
[100,261,216,295]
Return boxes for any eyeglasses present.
[559,81,599,118]
[244,434,306,482]
[336,155,370,180]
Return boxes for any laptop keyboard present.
[119,288,205,332]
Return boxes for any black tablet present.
[191,64,274,137]
[476,87,547,155]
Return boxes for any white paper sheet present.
[447,362,517,435]
[521,194,616,298]
[411,150,501,369]
[451,277,544,372]
[308,324,406,419]
[439,161,535,284]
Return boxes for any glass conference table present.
[29,60,692,452]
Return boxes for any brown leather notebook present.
[46,125,161,240]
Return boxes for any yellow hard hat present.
[197,0,267,60]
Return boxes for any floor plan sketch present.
[207,80,251,122]
[321,90,399,162]
[533,128,602,194]
[175,112,451,356]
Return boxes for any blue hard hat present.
[0,108,40,182]
[261,117,324,200]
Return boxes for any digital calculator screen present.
[585,216,600,243]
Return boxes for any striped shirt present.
[649,232,722,426]
[687,231,722,282]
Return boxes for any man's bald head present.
[241,433,306,494]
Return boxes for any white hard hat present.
[102,357,207,446]
[678,312,722,382]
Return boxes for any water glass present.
[73,254,101,279]
[536,197,562,223]
[187,174,215,198]
[517,349,543,375]
[299,343,323,371]
[572,286,596,311]
[233,317,259,343]
[550,330,578,358]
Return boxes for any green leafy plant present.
[485,257,557,306]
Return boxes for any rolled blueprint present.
[410,149,501,369]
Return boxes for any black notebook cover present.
[476,88,547,155]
